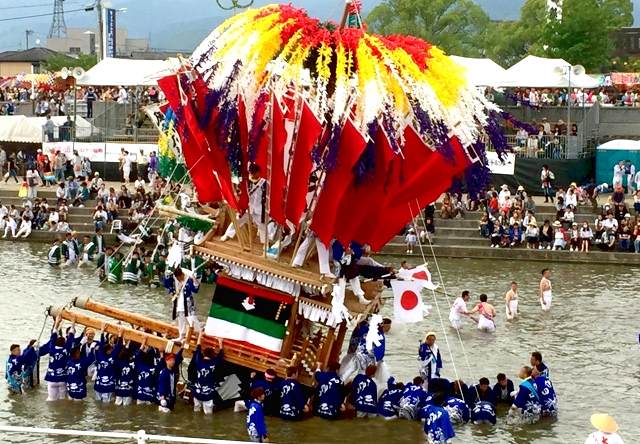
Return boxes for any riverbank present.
[379,195,640,266]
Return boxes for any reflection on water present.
[1,243,639,443]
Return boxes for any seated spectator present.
[106,200,119,222]
[633,221,640,253]
[555,196,565,220]
[522,210,537,228]
[634,190,640,215]
[93,205,108,230]
[440,193,455,219]
[509,209,522,228]
[73,182,90,207]
[500,196,513,214]
[524,194,536,213]
[490,223,503,248]
[602,213,619,232]
[498,185,511,208]
[618,221,632,252]
[90,173,104,195]
[568,222,580,252]
[580,222,593,253]
[561,205,575,226]
[598,227,616,251]
[525,222,539,249]
[487,192,499,216]
[611,186,625,205]
[479,213,493,238]
[539,220,553,250]
[613,203,627,223]
[56,182,66,205]
[58,201,69,221]
[47,209,60,231]
[509,223,522,248]
[555,187,566,206]
[594,214,605,239]
[565,187,578,208]
[552,221,566,250]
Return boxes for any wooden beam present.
[280,300,298,358]
[329,322,347,364]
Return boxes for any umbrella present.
[157,3,507,251]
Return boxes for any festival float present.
[49,1,512,395]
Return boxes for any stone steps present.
[1,231,117,244]
[379,243,640,265]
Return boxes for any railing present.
[486,134,594,159]
[0,425,263,444]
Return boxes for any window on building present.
[69,47,81,54]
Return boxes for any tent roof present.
[597,139,640,151]
[0,115,92,143]
[77,58,177,86]
[449,56,507,87]
[501,55,599,88]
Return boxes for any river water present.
[0,241,638,443]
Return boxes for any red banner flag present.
[269,97,288,225]
[366,137,470,251]
[285,100,323,227]
[310,119,368,246]
[334,124,396,246]
[157,74,222,204]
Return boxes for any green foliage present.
[367,0,633,71]
[43,53,98,72]
[176,215,213,233]
[541,0,633,71]
[367,0,491,57]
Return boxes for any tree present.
[43,53,98,72]
[366,0,491,57]
[541,0,633,70]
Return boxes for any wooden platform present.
[194,238,329,292]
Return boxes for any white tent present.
[77,58,177,86]
[450,56,507,87]
[501,55,599,88]
[0,115,93,143]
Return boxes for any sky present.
[0,0,638,53]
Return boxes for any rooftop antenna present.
[48,0,68,39]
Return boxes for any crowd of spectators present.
[474,171,640,253]
[489,87,640,109]
[0,84,163,117]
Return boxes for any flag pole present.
[263,87,273,258]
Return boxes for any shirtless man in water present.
[505,281,519,320]
[539,269,552,311]
[470,294,496,332]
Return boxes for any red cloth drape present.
[310,119,367,246]
[157,74,222,204]
[285,100,323,227]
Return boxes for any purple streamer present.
[409,99,455,160]
[487,111,510,160]
[500,111,538,135]
[248,92,270,163]
[381,106,401,154]
[324,124,342,171]
[463,141,491,201]
[353,121,378,185]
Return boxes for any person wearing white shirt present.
[602,214,618,231]
[122,151,132,184]
[449,291,471,330]
[14,216,32,238]
[2,216,17,238]
[565,189,577,208]
[48,210,59,231]
[624,161,636,194]
[584,413,625,444]
[117,86,128,104]
[612,161,624,188]
[498,185,511,208]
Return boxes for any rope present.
[411,199,481,401]
[406,201,467,404]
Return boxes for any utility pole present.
[97,0,103,62]
[25,30,34,49]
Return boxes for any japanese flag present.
[391,280,425,324]
[397,264,438,290]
